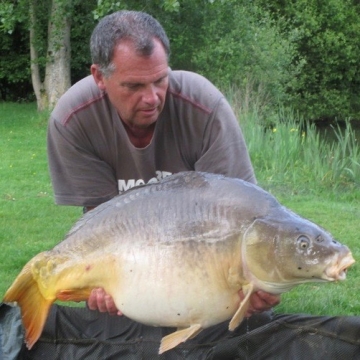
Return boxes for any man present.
[48,10,279,318]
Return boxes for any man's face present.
[92,39,169,130]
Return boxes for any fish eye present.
[297,236,310,250]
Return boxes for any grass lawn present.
[272,194,360,316]
[1,102,359,318]
[0,103,81,297]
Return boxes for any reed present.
[231,94,360,194]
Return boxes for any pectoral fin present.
[229,283,254,331]
[159,324,202,354]
[56,288,93,302]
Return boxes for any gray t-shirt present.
[48,70,256,207]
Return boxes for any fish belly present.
[110,244,241,328]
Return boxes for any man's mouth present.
[140,107,158,115]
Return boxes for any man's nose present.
[142,84,158,104]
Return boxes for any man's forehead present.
[120,67,169,85]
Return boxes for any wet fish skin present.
[3,171,355,353]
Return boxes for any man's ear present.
[91,64,106,90]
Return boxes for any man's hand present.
[87,288,123,316]
[240,290,281,317]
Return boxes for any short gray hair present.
[90,11,170,77]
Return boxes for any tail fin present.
[3,262,53,349]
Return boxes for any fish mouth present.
[325,252,355,281]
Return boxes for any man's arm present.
[47,114,118,208]
[194,97,256,184]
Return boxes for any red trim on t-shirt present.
[167,88,212,115]
[62,93,107,126]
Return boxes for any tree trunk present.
[29,0,71,111]
[29,0,48,111]
[44,0,71,109]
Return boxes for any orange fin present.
[228,283,254,331]
[56,288,92,302]
[3,263,53,349]
[159,324,202,354]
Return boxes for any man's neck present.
[122,121,156,148]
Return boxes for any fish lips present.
[324,252,355,281]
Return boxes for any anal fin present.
[159,324,202,354]
[229,283,254,331]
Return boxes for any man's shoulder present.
[51,75,108,126]
[167,70,224,114]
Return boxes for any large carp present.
[3,171,355,353]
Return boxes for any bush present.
[0,24,33,101]
[190,1,293,110]
[257,0,360,121]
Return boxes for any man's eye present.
[155,77,167,85]
[127,84,141,90]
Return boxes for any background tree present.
[30,0,71,110]
[255,0,360,121]
[0,0,85,110]
[1,0,360,122]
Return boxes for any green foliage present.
[0,1,32,100]
[0,0,28,34]
[256,0,360,120]
[232,92,360,193]
[93,0,180,19]
[1,0,360,122]
[0,0,97,100]
[0,24,33,101]
[191,0,293,103]
[93,0,121,19]
[161,0,180,12]
[0,2,16,33]
[70,1,97,82]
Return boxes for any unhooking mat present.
[1,303,360,359]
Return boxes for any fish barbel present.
[3,171,355,353]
